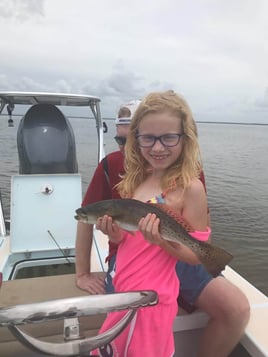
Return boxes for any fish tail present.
[198,244,233,277]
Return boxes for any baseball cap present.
[115,99,141,125]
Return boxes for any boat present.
[0,91,267,357]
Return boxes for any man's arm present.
[75,221,105,294]
[75,152,123,294]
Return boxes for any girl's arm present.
[182,178,211,243]
[139,179,211,263]
[182,178,208,232]
[139,214,202,264]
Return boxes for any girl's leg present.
[196,276,250,357]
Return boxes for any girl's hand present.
[96,215,124,243]
[138,213,164,245]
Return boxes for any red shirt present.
[82,150,207,262]
[82,151,124,260]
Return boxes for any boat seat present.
[17,103,78,174]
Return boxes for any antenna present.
[47,230,72,265]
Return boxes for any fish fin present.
[149,203,194,232]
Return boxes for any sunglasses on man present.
[114,136,127,146]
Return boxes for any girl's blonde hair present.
[118,90,202,198]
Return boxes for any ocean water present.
[198,123,268,296]
[0,116,267,295]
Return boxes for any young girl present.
[93,90,210,357]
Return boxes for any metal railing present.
[0,189,6,237]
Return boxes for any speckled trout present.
[75,199,233,276]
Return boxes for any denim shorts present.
[105,254,116,293]
[175,261,213,311]
[105,255,213,311]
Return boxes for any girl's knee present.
[197,277,250,324]
[220,288,250,327]
[236,294,250,325]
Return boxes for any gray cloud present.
[0,0,45,21]
[0,0,267,123]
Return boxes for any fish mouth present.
[75,207,85,214]
[74,212,89,221]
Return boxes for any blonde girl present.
[94,90,209,357]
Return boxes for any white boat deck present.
[92,230,268,357]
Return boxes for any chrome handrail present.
[0,291,158,326]
[0,290,158,356]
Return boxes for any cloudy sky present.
[0,0,267,123]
